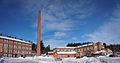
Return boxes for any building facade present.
[49,42,104,58]
[0,36,32,57]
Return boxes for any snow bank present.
[0,56,120,63]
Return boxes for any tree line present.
[32,41,50,54]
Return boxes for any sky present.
[0,0,120,49]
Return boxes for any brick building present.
[49,42,104,58]
[0,36,32,57]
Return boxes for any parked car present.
[87,56,92,57]
[76,56,84,59]
[55,58,62,61]
[109,55,118,57]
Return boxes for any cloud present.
[54,32,67,38]
[44,39,67,49]
[85,5,120,44]
[72,37,77,41]
[45,22,72,31]
[24,0,95,31]
[23,0,96,48]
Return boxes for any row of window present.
[0,49,31,54]
[55,49,74,52]
[76,47,94,52]
[54,46,96,52]
[0,43,31,50]
[3,54,31,57]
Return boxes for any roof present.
[0,36,31,44]
[94,50,107,54]
[48,52,54,53]
[56,47,76,49]
[77,43,93,48]
[57,51,77,54]
[54,43,94,49]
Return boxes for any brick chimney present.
[37,10,41,56]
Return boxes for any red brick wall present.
[0,38,32,57]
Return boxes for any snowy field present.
[0,56,120,63]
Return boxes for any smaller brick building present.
[49,42,105,58]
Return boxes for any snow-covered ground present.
[0,56,120,63]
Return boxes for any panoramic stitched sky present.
[0,0,120,49]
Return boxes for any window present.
[22,47,25,49]
[18,50,20,53]
[29,45,32,46]
[29,48,31,50]
[18,43,21,45]
[64,49,66,52]
[26,47,28,50]
[57,49,60,51]
[9,41,13,43]
[22,51,24,54]
[14,42,17,44]
[0,43,2,46]
[91,47,93,50]
[84,48,86,51]
[4,40,8,43]
[29,52,31,54]
[0,48,2,52]
[4,44,8,47]
[24,44,26,46]
[8,54,10,57]
[13,50,17,53]
[0,39,3,42]
[9,49,12,53]
[4,49,8,53]
[94,46,97,49]
[4,54,7,57]
[22,43,24,45]
[18,46,21,49]
[26,51,28,54]
[68,49,70,51]
[26,44,28,46]
[87,47,89,50]
[53,50,56,52]
[81,48,83,51]
[14,45,16,48]
[9,45,13,48]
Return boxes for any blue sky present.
[0,0,120,49]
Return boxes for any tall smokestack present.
[37,10,41,56]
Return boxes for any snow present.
[77,43,93,48]
[56,47,76,49]
[0,56,120,63]
[0,36,31,44]
[55,43,93,49]
[57,51,77,54]
[94,50,106,54]
[48,52,54,53]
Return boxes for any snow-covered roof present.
[77,43,93,48]
[55,43,94,49]
[56,47,76,49]
[48,52,54,53]
[94,50,107,54]
[0,36,31,44]
[57,51,77,54]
